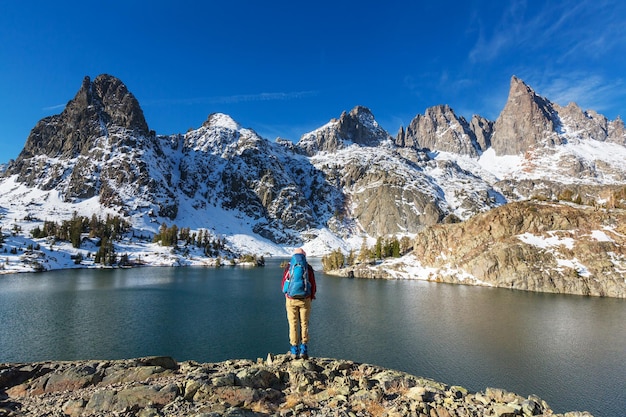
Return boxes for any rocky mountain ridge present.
[4,74,626,237]
[0,355,594,416]
[1,74,625,294]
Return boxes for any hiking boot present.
[289,345,299,358]
[299,343,308,359]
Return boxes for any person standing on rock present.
[281,248,316,359]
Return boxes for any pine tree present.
[375,237,383,259]
[357,237,372,263]
[69,213,84,248]
[347,249,355,266]
[322,249,345,271]
[392,238,401,257]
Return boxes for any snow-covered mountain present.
[1,74,625,275]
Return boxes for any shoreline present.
[0,355,593,416]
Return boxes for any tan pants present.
[285,297,311,346]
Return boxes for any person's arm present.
[308,265,317,300]
[281,267,289,294]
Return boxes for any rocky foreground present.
[0,355,593,417]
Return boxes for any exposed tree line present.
[26,214,238,267]
[30,212,131,266]
[322,235,413,271]
[31,213,130,245]
[153,223,229,258]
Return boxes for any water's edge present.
[0,355,593,416]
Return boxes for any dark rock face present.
[0,355,590,416]
[10,75,149,164]
[608,116,625,144]
[297,106,392,155]
[4,74,160,206]
[398,104,482,156]
[469,114,493,151]
[336,106,390,147]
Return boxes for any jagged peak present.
[490,76,560,155]
[422,104,470,125]
[510,75,532,92]
[339,105,390,146]
[4,74,150,173]
[507,76,551,107]
[506,75,551,108]
[67,73,150,134]
[332,106,376,129]
[297,106,391,155]
[425,103,453,114]
[400,104,480,156]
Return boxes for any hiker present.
[281,247,316,359]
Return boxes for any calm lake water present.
[0,258,624,417]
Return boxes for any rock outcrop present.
[337,201,626,298]
[608,115,625,144]
[0,355,593,417]
[469,114,493,151]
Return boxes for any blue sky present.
[1,0,625,163]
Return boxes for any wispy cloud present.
[468,1,533,63]
[254,120,325,141]
[464,0,626,119]
[207,91,319,104]
[143,90,318,107]
[43,91,319,112]
[531,72,624,115]
[468,0,626,64]
[42,103,66,112]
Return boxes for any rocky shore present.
[0,355,593,417]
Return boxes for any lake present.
[0,258,624,417]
